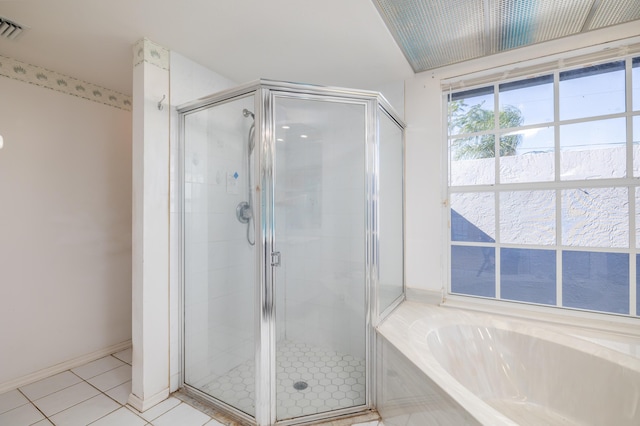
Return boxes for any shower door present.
[182,93,258,418]
[272,94,368,421]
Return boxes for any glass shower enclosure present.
[179,80,404,426]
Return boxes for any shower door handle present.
[271,251,281,267]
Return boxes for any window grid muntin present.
[446,54,640,317]
[558,60,626,121]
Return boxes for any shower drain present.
[293,381,308,391]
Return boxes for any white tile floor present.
[0,348,383,426]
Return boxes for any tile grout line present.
[3,351,140,426]
[39,376,114,424]
[67,355,139,425]
[15,387,48,423]
[80,373,127,425]
[29,353,134,425]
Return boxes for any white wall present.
[404,75,444,293]
[369,79,405,120]
[0,76,132,388]
[403,21,640,293]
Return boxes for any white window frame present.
[443,53,640,325]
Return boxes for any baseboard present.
[0,340,132,394]
[128,387,170,412]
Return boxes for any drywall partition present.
[403,21,640,294]
[0,63,132,391]
[129,38,171,412]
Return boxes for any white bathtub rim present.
[378,303,518,425]
[395,301,640,369]
[441,293,640,342]
[377,300,640,426]
[419,311,640,371]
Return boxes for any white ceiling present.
[0,0,415,96]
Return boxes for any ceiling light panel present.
[374,0,486,72]
[374,0,640,73]
[587,0,640,30]
[488,0,538,52]
[489,0,593,53]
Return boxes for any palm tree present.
[449,100,524,160]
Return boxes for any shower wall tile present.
[208,277,229,305]
[280,111,366,359]
[185,242,208,274]
[228,240,250,267]
[169,51,237,392]
[184,213,208,243]
[205,328,232,354]
[185,318,209,342]
[285,256,323,285]
[321,237,364,264]
[323,188,363,214]
[323,214,366,241]
[284,254,365,354]
[207,241,230,272]
[188,183,208,213]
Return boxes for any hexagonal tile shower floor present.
[201,340,366,419]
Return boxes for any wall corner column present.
[129,38,171,412]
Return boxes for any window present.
[446,56,640,317]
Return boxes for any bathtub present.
[376,301,640,425]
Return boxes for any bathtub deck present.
[488,400,578,426]
[376,301,640,426]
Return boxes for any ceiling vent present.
[0,17,26,40]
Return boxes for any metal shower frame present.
[177,79,406,426]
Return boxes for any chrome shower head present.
[243,108,255,119]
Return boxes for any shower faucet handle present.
[236,201,252,224]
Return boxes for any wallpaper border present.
[0,55,132,111]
